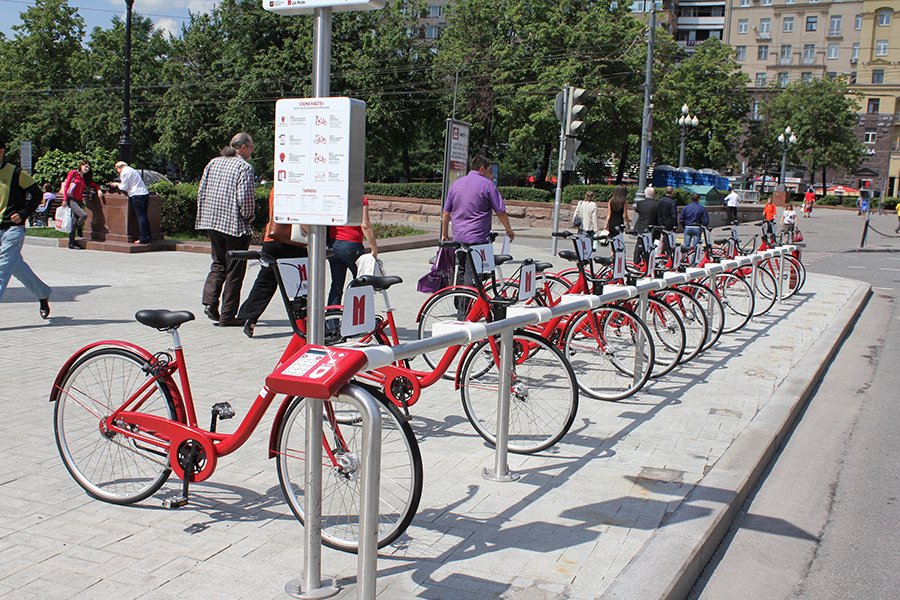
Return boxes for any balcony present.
[826,30,843,39]
[756,30,772,40]
[780,57,793,65]
[801,57,816,65]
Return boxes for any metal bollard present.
[777,249,784,303]
[483,328,520,482]
[633,291,648,385]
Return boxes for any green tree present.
[654,39,751,171]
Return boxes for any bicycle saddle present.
[558,250,579,262]
[495,254,513,265]
[350,275,403,291]
[593,255,613,265]
[135,309,196,329]
[714,238,730,245]
[535,261,554,272]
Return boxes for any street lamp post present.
[677,103,698,169]
[118,0,134,163]
[777,126,797,186]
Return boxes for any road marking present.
[847,266,866,270]
[873,287,895,291]
[879,267,900,272]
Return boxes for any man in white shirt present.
[724,186,740,225]
[108,161,152,245]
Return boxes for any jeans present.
[129,193,151,243]
[0,225,52,302]
[682,226,702,263]
[67,200,87,245]
[327,239,364,306]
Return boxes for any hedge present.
[815,195,898,210]
[364,182,442,199]
[152,181,269,237]
[562,184,694,206]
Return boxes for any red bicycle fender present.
[268,395,296,459]
[50,340,187,423]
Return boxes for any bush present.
[152,181,269,237]
[364,182,442,199]
[33,148,118,189]
[372,223,426,238]
[497,186,553,203]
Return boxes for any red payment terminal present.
[266,345,368,399]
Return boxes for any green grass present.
[373,223,427,238]
[25,227,68,238]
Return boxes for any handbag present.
[793,229,804,243]
[54,205,73,233]
[417,246,456,294]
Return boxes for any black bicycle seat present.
[558,250,579,262]
[535,261,554,272]
[350,275,403,291]
[593,255,613,265]
[714,238,729,245]
[495,254,513,265]
[135,309,196,330]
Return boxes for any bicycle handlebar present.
[228,250,262,261]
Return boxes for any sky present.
[0,0,219,39]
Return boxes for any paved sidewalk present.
[0,236,868,599]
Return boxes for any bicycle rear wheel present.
[54,347,175,504]
[749,267,778,317]
[643,297,686,378]
[276,391,423,552]
[679,282,725,352]
[563,305,655,401]
[459,330,578,454]
[656,288,708,364]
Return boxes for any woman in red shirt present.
[327,196,378,306]
[61,161,104,249]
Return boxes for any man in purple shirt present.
[440,155,515,287]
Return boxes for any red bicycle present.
[51,251,422,553]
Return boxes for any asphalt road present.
[689,207,900,600]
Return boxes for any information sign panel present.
[273,97,365,226]
[20,141,32,174]
[440,119,470,209]
[263,0,384,15]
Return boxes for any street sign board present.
[263,0,384,15]
[273,97,365,226]
[20,141,32,174]
[441,119,470,209]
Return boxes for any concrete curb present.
[600,279,873,600]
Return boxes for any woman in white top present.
[781,202,797,241]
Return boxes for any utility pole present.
[634,0,656,205]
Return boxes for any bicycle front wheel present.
[54,347,176,504]
[657,288,708,364]
[460,330,578,454]
[679,282,725,352]
[276,391,423,552]
[712,272,755,334]
[643,297,686,378]
[563,306,655,401]
[416,287,480,375]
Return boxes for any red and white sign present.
[277,257,309,299]
[518,263,537,301]
[611,235,626,280]
[575,234,592,260]
[341,285,375,337]
[470,243,495,274]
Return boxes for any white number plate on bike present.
[277,257,309,299]
[341,285,376,337]
[470,244,495,274]
[518,262,537,301]
[575,234,592,260]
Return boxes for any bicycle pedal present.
[162,495,189,509]
[211,402,235,420]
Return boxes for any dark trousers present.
[237,240,307,323]
[129,194,151,243]
[202,230,251,320]
[327,239,365,306]
[727,206,738,224]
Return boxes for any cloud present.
[153,17,181,37]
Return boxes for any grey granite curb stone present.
[599,281,872,600]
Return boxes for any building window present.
[872,69,885,84]
[424,26,441,39]
[876,40,888,56]
[427,4,442,18]
[740,0,750,6]
[762,0,772,5]
[865,129,877,144]
[784,17,794,33]
[785,0,794,4]
[738,19,749,34]
[806,16,817,31]
[829,16,842,35]
[758,45,769,60]
[780,44,792,61]
[868,98,880,114]
[751,98,761,120]
[736,46,747,61]
[878,10,892,26]
[756,72,767,87]
[803,44,815,63]
[850,71,857,84]
[778,72,790,86]
[852,43,860,62]
[760,18,771,36]
[801,72,813,83]
[855,14,862,30]
[827,43,839,59]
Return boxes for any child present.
[29,183,55,227]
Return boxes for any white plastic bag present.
[54,205,72,233]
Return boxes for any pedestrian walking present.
[657,186,678,232]
[196,132,256,327]
[857,194,869,216]
[679,193,709,261]
[440,155,515,286]
[236,187,307,337]
[633,185,659,262]
[763,197,777,243]
[0,137,52,318]
[107,161,151,245]
[605,185,629,236]
[803,187,815,218]
[724,186,740,225]
[894,202,899,233]
[327,196,378,306]
[61,160,104,249]
[781,202,797,240]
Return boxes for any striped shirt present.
[195,155,255,237]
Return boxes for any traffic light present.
[565,88,591,137]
